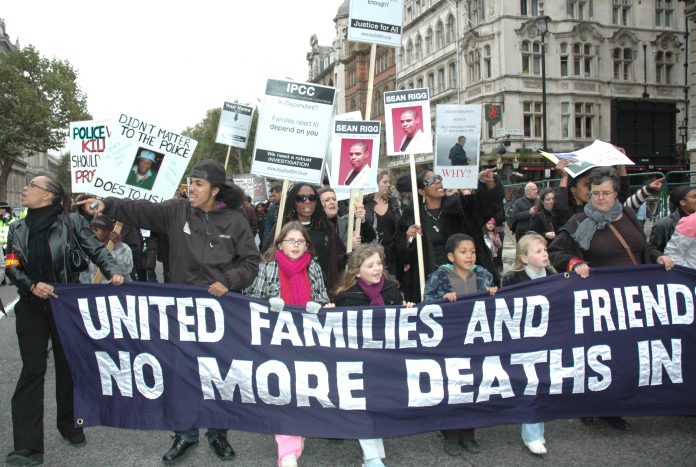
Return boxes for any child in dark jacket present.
[502,233,556,456]
[423,234,497,456]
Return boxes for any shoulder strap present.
[607,223,638,265]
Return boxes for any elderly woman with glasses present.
[548,166,673,432]
[395,168,503,303]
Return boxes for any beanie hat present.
[189,159,226,187]
[396,173,412,193]
[669,186,696,209]
[90,215,114,232]
[137,150,157,163]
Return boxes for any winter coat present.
[649,210,683,253]
[334,278,403,306]
[502,267,556,287]
[244,258,329,304]
[664,213,696,269]
[423,264,494,302]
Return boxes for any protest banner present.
[383,89,433,156]
[50,265,696,438]
[434,105,482,189]
[251,79,336,185]
[69,120,110,193]
[330,120,381,191]
[89,113,197,203]
[215,102,254,148]
[540,140,635,178]
[232,173,268,204]
[348,0,403,48]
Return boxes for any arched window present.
[449,62,457,88]
[656,50,674,84]
[612,47,633,80]
[415,34,423,60]
[521,40,542,75]
[446,15,455,43]
[435,20,444,48]
[483,45,492,78]
[425,27,433,54]
[437,67,446,93]
[406,39,414,65]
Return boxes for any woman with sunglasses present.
[266,183,346,291]
[395,168,502,303]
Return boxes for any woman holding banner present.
[395,168,503,302]
[364,170,402,274]
[548,166,674,431]
[5,175,124,467]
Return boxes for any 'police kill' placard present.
[348,0,403,48]
[251,79,336,184]
[215,102,254,148]
[69,120,110,193]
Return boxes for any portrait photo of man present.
[126,149,161,190]
[391,107,431,154]
[449,136,469,166]
[341,140,373,187]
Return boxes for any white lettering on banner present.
[465,296,549,345]
[197,358,365,408]
[96,351,164,399]
[573,284,694,334]
[637,339,683,387]
[249,303,444,349]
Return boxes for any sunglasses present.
[295,194,317,203]
[423,175,443,187]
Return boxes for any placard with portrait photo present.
[383,88,433,156]
[329,120,381,192]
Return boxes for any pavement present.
[2,249,696,466]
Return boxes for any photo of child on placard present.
[125,147,163,190]
[339,139,374,188]
[390,106,432,154]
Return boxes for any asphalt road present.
[1,239,696,466]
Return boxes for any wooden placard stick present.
[364,44,377,120]
[346,188,357,252]
[274,179,290,240]
[223,145,232,171]
[409,153,425,298]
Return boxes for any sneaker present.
[363,458,385,467]
[524,440,547,456]
[281,454,298,467]
[540,437,546,445]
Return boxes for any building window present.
[613,47,633,80]
[568,1,591,20]
[425,28,433,54]
[467,49,481,83]
[406,39,414,65]
[561,102,571,138]
[483,45,491,78]
[523,101,543,138]
[417,77,424,88]
[656,51,674,84]
[521,40,542,75]
[435,20,444,48]
[414,0,422,16]
[560,42,569,76]
[446,14,455,43]
[438,67,446,93]
[656,0,673,28]
[348,67,356,86]
[408,81,414,89]
[415,34,423,60]
[406,6,412,22]
[469,1,480,25]
[449,62,457,88]
[574,103,594,138]
[573,42,593,77]
[520,0,539,16]
[427,72,435,93]
[612,0,631,26]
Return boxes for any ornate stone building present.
[396,0,689,178]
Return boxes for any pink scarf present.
[275,250,312,306]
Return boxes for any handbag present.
[66,216,90,274]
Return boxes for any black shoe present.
[162,436,198,464]
[209,437,235,460]
[458,429,481,454]
[6,449,44,466]
[580,417,594,425]
[605,416,630,431]
[63,431,86,447]
[441,431,460,456]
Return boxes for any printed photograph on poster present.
[383,89,433,156]
[89,113,197,203]
[215,102,254,148]
[434,104,482,189]
[325,111,363,201]
[251,79,336,185]
[69,120,110,193]
[348,0,403,48]
[329,120,381,191]
[233,174,268,204]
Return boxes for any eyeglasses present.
[295,194,317,203]
[423,175,442,187]
[283,239,307,246]
[590,191,616,199]
[28,181,51,192]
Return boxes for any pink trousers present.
[276,434,304,466]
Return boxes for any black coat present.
[334,278,403,306]
[502,268,556,287]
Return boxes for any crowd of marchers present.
[3,157,695,467]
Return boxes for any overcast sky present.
[2,1,343,135]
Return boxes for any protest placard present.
[69,120,110,193]
[540,140,635,178]
[383,89,433,156]
[89,114,197,203]
[233,174,268,204]
[330,120,381,191]
[434,105,482,189]
[251,79,336,185]
[348,0,403,48]
[215,102,254,148]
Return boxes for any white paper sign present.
[251,79,336,184]
[215,102,253,148]
[69,120,110,193]
[330,120,381,192]
[383,88,433,156]
[233,174,268,204]
[89,113,197,203]
[540,140,635,178]
[348,0,403,48]
[434,105,482,189]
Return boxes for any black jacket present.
[334,278,403,306]
[502,268,556,287]
[649,210,683,253]
[103,197,259,290]
[7,212,119,297]
[509,196,535,236]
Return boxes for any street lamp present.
[532,14,550,152]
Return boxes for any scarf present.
[572,200,623,250]
[25,204,63,282]
[275,250,312,306]
[356,276,385,306]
